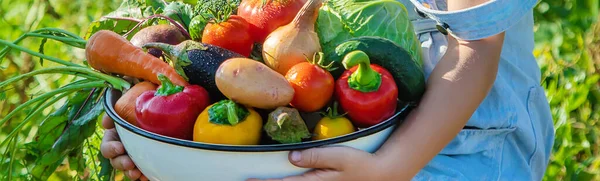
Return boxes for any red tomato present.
[202,15,253,57]
[238,0,307,43]
[285,62,334,112]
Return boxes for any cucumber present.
[327,36,425,102]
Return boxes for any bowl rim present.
[104,88,413,152]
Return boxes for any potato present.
[216,58,294,109]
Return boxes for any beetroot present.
[130,24,188,57]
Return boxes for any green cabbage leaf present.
[316,0,423,66]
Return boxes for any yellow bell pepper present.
[313,102,356,141]
[193,100,262,145]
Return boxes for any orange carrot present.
[85,30,189,86]
[115,81,158,126]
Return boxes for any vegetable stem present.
[0,39,82,67]
[291,0,322,29]
[120,14,191,39]
[0,90,73,148]
[0,66,130,91]
[343,51,381,92]
[0,80,107,128]
[155,74,184,96]
[321,101,347,119]
[30,28,84,40]
[143,41,206,81]
[24,33,87,48]
[208,100,249,126]
[0,28,85,60]
[226,100,241,125]
[276,113,290,128]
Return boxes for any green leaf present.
[85,18,144,40]
[316,0,423,66]
[566,86,590,112]
[575,170,596,181]
[84,0,151,40]
[36,114,68,152]
[0,91,6,101]
[29,88,94,154]
[38,38,47,66]
[31,90,104,180]
[189,15,209,41]
[105,0,148,18]
[585,74,600,86]
[146,0,165,10]
[68,146,85,174]
[97,151,115,181]
[162,2,194,30]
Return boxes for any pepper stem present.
[276,113,290,129]
[155,74,184,96]
[226,100,241,125]
[208,100,250,126]
[320,102,347,119]
[342,51,381,92]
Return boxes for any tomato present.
[313,116,355,141]
[237,0,307,43]
[285,60,334,112]
[202,15,253,57]
[313,102,355,140]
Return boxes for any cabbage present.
[316,0,423,66]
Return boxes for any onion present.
[262,0,323,75]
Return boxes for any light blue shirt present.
[396,0,555,180]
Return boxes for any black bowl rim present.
[104,88,413,152]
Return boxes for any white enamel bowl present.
[104,89,413,181]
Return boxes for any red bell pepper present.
[135,74,210,140]
[335,50,398,127]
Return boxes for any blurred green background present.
[0,0,599,180]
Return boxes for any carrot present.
[85,30,189,86]
[115,81,158,126]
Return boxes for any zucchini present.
[327,36,425,102]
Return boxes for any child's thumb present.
[288,146,357,170]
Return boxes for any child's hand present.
[100,115,148,181]
[248,146,388,181]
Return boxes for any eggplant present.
[143,40,244,102]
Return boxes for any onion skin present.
[262,0,323,75]
[237,0,307,43]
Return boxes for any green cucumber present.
[327,36,425,102]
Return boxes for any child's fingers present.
[126,168,142,180]
[100,129,124,159]
[100,140,125,159]
[102,114,115,129]
[289,146,360,170]
[110,155,136,171]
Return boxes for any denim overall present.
[395,0,555,180]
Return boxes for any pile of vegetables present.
[0,0,424,178]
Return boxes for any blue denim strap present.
[410,0,539,40]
